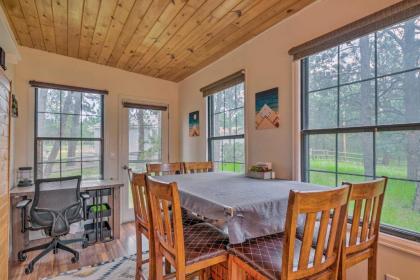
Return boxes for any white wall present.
[13,47,179,183]
[178,0,420,279]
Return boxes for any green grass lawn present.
[309,159,420,233]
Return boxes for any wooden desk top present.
[10,180,124,197]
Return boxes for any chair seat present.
[228,233,317,280]
[183,222,228,265]
[181,208,205,227]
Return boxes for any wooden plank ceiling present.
[1,0,315,82]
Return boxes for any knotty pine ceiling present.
[1,0,315,82]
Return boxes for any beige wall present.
[178,0,420,279]
[13,46,179,183]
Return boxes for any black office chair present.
[16,176,89,274]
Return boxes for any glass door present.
[120,102,168,222]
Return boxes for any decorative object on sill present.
[12,94,18,117]
[0,47,5,70]
[17,167,33,187]
[189,110,200,137]
[247,162,275,179]
[255,87,279,130]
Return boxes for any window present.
[127,108,162,172]
[208,82,245,173]
[301,16,420,241]
[35,87,104,180]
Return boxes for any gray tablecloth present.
[154,173,329,244]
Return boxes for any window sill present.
[379,233,420,257]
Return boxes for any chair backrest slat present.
[129,171,149,232]
[360,198,373,241]
[183,162,213,173]
[314,210,330,266]
[298,212,316,270]
[146,163,183,176]
[282,185,350,280]
[344,177,387,255]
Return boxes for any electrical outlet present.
[385,274,400,280]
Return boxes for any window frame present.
[207,83,245,173]
[34,87,105,180]
[300,26,420,242]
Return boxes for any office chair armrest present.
[16,199,32,209]
[17,199,32,233]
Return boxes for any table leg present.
[11,196,29,262]
[111,187,120,239]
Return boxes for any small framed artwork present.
[255,88,279,130]
[189,111,200,137]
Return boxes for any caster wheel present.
[25,264,33,275]
[82,241,88,249]
[71,255,79,263]
[53,248,58,254]
[18,252,27,262]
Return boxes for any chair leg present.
[338,244,346,280]
[368,254,377,280]
[25,241,56,274]
[19,241,50,255]
[136,233,143,280]
[56,240,80,262]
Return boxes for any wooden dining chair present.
[146,163,183,176]
[146,176,228,280]
[128,170,205,279]
[338,177,388,280]
[183,161,214,173]
[128,170,152,280]
[228,185,351,280]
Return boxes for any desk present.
[10,180,124,261]
[155,173,328,244]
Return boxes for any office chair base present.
[18,237,83,274]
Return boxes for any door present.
[0,69,10,280]
[119,100,168,222]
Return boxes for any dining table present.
[154,172,329,244]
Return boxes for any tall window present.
[128,108,162,172]
[208,81,245,173]
[35,87,104,180]
[301,16,420,240]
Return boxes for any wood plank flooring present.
[9,222,137,280]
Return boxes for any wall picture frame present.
[255,87,279,129]
[189,111,199,137]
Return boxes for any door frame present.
[118,95,169,223]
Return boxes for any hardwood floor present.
[9,222,138,280]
